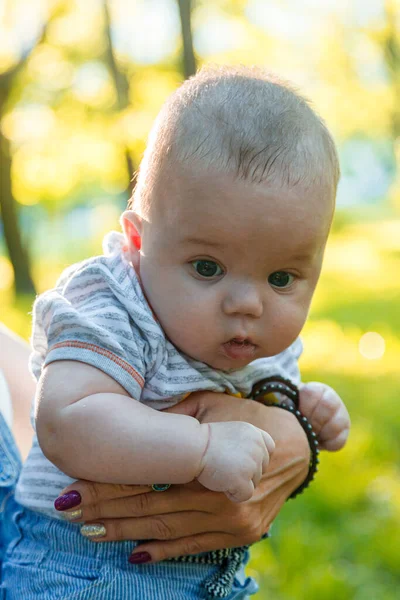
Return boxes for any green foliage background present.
[250,219,400,599]
[1,1,400,598]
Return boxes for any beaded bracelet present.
[250,376,320,499]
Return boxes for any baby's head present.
[122,65,340,371]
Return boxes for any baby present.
[3,66,349,600]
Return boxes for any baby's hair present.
[130,65,340,214]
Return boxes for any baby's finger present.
[252,464,263,489]
[319,412,350,450]
[335,399,351,426]
[320,428,350,452]
[300,383,341,433]
[318,399,350,449]
[226,480,254,503]
[261,430,275,454]
[261,447,271,474]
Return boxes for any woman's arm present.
[0,324,34,460]
[56,391,309,561]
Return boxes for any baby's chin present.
[176,346,242,372]
[170,338,273,372]
[192,350,257,373]
[203,345,287,372]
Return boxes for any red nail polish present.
[54,491,82,511]
[128,551,152,565]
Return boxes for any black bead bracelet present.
[250,376,320,500]
[251,374,301,408]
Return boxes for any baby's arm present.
[36,360,274,502]
[298,382,350,451]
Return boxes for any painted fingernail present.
[62,509,83,521]
[54,491,82,511]
[128,551,152,564]
[80,524,106,539]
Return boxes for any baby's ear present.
[121,210,142,251]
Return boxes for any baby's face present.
[124,169,333,371]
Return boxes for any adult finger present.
[82,511,221,543]
[129,532,241,564]
[56,481,152,510]
[60,484,219,522]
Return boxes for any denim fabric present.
[0,412,21,567]
[1,505,258,599]
[0,413,258,598]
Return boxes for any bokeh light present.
[358,331,386,360]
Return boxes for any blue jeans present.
[0,413,21,569]
[1,507,258,599]
[0,415,258,599]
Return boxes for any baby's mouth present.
[222,337,257,360]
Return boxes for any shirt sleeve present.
[32,261,145,400]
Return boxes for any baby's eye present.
[192,260,224,278]
[268,271,295,289]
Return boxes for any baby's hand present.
[299,382,350,451]
[196,422,275,503]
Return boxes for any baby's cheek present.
[267,307,306,354]
[172,296,217,355]
[175,299,209,335]
[159,292,205,342]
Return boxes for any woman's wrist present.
[247,401,309,452]
[271,401,319,499]
[250,377,318,498]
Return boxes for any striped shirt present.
[15,232,303,517]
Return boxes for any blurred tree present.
[103,0,135,196]
[382,0,400,139]
[0,32,42,295]
[382,0,400,208]
[177,0,197,77]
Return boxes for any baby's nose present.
[222,284,263,318]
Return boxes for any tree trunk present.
[0,127,36,294]
[383,2,400,139]
[103,0,135,196]
[382,2,400,209]
[177,0,197,78]
[0,21,48,296]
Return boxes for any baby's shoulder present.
[34,250,141,330]
[55,253,125,290]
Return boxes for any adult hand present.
[57,392,310,562]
